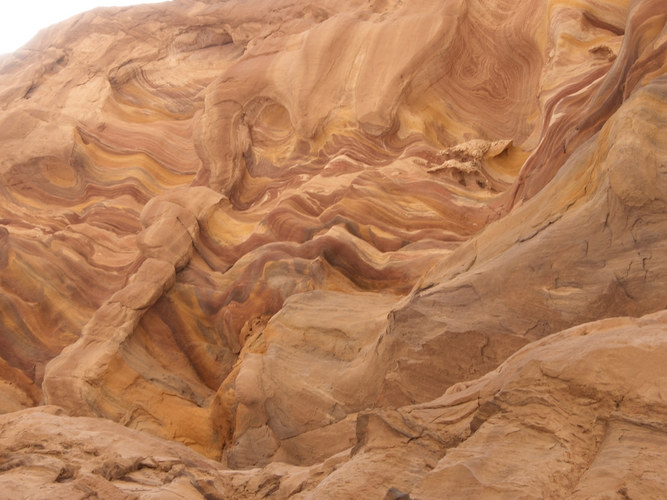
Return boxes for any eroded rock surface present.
[0,0,665,498]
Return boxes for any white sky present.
[0,1,171,55]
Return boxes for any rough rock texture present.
[0,0,665,498]
[2,312,666,499]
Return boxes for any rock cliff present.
[0,0,665,498]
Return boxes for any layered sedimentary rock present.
[2,311,666,499]
[0,0,665,498]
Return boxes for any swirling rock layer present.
[0,0,665,498]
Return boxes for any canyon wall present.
[0,0,665,498]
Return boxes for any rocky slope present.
[0,0,665,498]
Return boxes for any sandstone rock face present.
[0,0,665,498]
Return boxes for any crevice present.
[517,214,562,243]
[23,82,37,99]
[566,417,610,496]
[469,400,501,434]
[613,273,635,300]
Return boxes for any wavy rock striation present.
[0,0,665,497]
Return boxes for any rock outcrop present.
[0,0,665,498]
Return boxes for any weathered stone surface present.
[0,0,665,497]
[2,311,666,499]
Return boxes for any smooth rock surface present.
[0,0,665,497]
